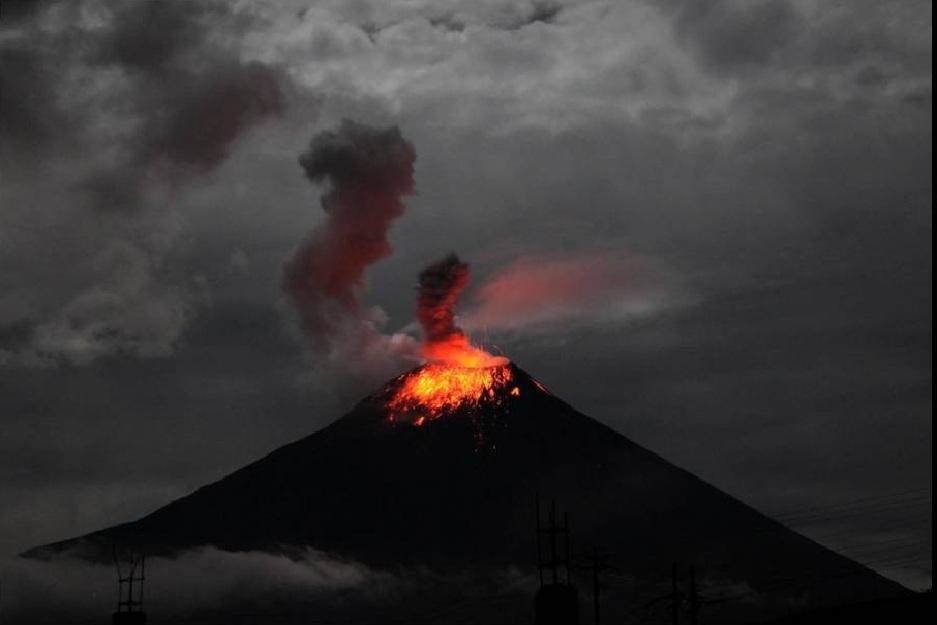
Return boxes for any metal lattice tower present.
[535,494,579,625]
[112,547,147,624]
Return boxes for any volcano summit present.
[26,360,906,622]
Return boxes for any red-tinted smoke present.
[417,254,469,344]
[415,254,507,368]
[282,120,416,344]
[463,252,650,331]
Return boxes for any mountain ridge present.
[24,362,908,621]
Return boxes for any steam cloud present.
[0,550,535,623]
[417,253,470,344]
[283,120,417,366]
[462,252,683,334]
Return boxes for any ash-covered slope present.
[26,363,906,620]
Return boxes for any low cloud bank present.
[0,548,535,624]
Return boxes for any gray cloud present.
[0,0,290,367]
[0,45,67,152]
[90,0,288,188]
[671,0,805,74]
[0,0,46,22]
[96,0,216,74]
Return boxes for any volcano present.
[26,361,906,622]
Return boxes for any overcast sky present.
[0,0,931,590]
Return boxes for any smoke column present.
[417,253,470,344]
[416,253,507,367]
[283,120,416,357]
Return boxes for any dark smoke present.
[0,0,48,24]
[150,61,285,170]
[0,0,290,366]
[2,0,287,207]
[95,1,285,174]
[0,46,64,153]
[98,0,214,75]
[417,253,470,343]
[100,1,286,178]
[283,119,416,345]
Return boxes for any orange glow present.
[387,335,514,424]
[390,251,516,427]
[421,333,508,368]
[388,363,513,419]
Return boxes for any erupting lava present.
[387,254,518,425]
[387,361,516,424]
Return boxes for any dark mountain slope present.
[26,363,907,622]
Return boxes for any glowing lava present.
[387,253,519,426]
[387,337,517,425]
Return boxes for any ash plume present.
[283,120,416,362]
[417,253,470,344]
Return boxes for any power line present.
[769,489,931,522]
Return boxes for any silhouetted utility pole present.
[689,566,699,625]
[537,496,572,586]
[671,562,680,625]
[583,547,610,625]
[592,548,600,625]
[537,494,544,586]
[535,494,578,625]
[551,500,558,584]
[564,511,571,583]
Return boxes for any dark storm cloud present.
[428,14,466,33]
[79,52,285,208]
[523,1,563,26]
[0,45,68,153]
[144,60,285,171]
[421,0,562,35]
[670,0,804,74]
[0,319,35,352]
[94,0,287,184]
[96,0,215,74]
[501,0,563,30]
[2,0,287,197]
[0,0,290,367]
[0,0,48,23]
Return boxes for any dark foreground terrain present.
[22,364,910,623]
